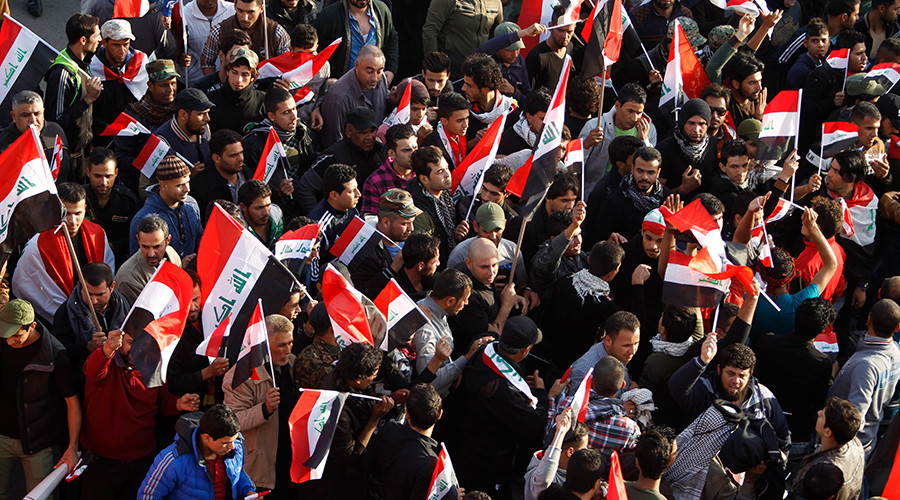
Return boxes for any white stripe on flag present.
[0,28,40,106]
[759,110,799,138]
[200,231,270,334]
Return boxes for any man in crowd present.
[155,89,215,177]
[191,129,252,218]
[314,0,399,78]
[201,0,290,69]
[420,92,470,170]
[422,0,503,78]
[115,216,182,304]
[239,180,284,250]
[90,20,146,146]
[0,91,72,183]
[83,148,140,267]
[657,99,716,196]
[317,44,389,146]
[361,124,418,215]
[408,146,465,262]
[294,302,340,389]
[208,47,267,134]
[525,11,574,92]
[461,53,515,143]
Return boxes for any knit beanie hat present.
[156,155,191,181]
[678,98,712,129]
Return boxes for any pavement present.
[9,0,82,55]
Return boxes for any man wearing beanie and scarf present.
[129,156,203,258]
[657,98,718,196]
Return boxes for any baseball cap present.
[346,107,377,131]
[476,202,506,232]
[101,19,135,41]
[173,88,215,111]
[308,302,331,334]
[642,209,665,236]
[846,73,886,97]
[877,94,900,124]
[0,299,35,338]
[147,59,179,82]
[668,18,706,50]
[737,118,762,144]
[494,22,525,51]
[500,316,543,349]
[379,189,422,218]
[227,46,259,69]
[707,25,736,52]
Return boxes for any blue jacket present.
[130,186,203,257]
[138,412,255,500]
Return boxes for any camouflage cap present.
[147,59,179,82]
[707,25,736,52]
[227,46,259,69]
[379,188,422,218]
[668,17,706,50]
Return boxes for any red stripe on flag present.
[505,155,532,198]
[764,90,801,114]
[0,16,24,63]
[329,216,366,258]
[290,390,322,483]
[603,0,624,64]
[197,205,247,305]
[608,451,627,500]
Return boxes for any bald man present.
[448,238,528,357]
[316,44,389,146]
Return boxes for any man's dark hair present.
[794,298,837,341]
[720,138,749,163]
[832,149,867,183]
[186,268,202,288]
[851,101,881,123]
[238,179,272,207]
[422,52,451,74]
[483,163,514,190]
[806,17,829,38]
[547,173,579,200]
[605,310,640,340]
[264,87,294,115]
[662,305,697,343]
[826,0,860,18]
[589,241,625,277]
[462,493,491,500]
[801,463,844,500]
[210,129,243,158]
[219,29,252,54]
[411,146,444,178]
[608,136,644,167]
[385,123,416,152]
[431,268,473,300]
[402,233,440,270]
[633,146,662,165]
[569,77,602,117]
[137,214,170,238]
[522,89,552,117]
[436,92,471,120]
[565,449,605,494]
[823,396,862,444]
[66,13,99,45]
[719,344,756,371]
[634,427,675,480]
[335,342,383,382]
[290,24,317,49]
[697,192,725,216]
[878,37,900,58]
[617,83,647,105]
[198,404,241,440]
[834,29,866,50]
[723,54,765,85]
[733,191,757,220]
[592,356,625,396]
[89,147,117,168]
[208,200,244,224]
[700,83,731,106]
[286,215,315,231]
[321,164,357,198]
[83,262,113,287]
[562,421,589,450]
[462,53,503,90]
[808,196,842,238]
[406,383,442,429]
[870,298,900,338]
[58,182,86,204]
[547,209,574,237]
[720,303,739,325]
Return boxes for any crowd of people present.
[4,0,900,498]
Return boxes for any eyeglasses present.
[710,107,728,116]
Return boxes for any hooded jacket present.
[138,412,255,500]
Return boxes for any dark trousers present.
[80,454,153,500]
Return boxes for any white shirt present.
[183,0,235,82]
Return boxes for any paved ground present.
[9,0,81,51]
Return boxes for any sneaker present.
[27,0,42,17]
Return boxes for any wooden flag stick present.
[60,222,103,332]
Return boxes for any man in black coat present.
[657,98,718,197]
[190,129,254,221]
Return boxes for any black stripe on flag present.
[386,309,428,352]
[661,282,725,308]
[303,392,348,468]
[124,308,166,387]
[756,136,797,162]
[232,338,269,389]
[822,137,859,158]
[519,152,559,218]
[6,191,64,249]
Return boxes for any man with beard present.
[609,209,665,329]
[201,0,289,71]
[46,13,103,180]
[629,0,694,50]
[710,139,755,221]
[854,0,900,58]
[593,147,669,244]
[83,148,140,268]
[668,338,791,450]
[0,91,72,182]
[701,84,735,142]
[362,124,418,216]
[90,20,147,147]
[448,202,529,288]
[461,53,515,145]
[317,44,389,146]
[722,53,766,130]
[397,233,442,299]
[155,89,215,178]
[208,47,267,134]
[349,189,422,299]
[114,216,182,304]
[191,130,253,220]
[409,146,468,262]
[239,180,284,250]
[525,10,576,92]
[657,99,716,196]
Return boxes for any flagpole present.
[710,302,720,333]
[262,4,269,60]
[261,299,278,388]
[60,221,103,332]
[817,123,825,178]
[790,89,802,203]
[298,388,383,401]
[842,64,848,93]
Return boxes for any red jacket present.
[796,236,846,302]
[81,348,180,460]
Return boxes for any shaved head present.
[466,237,500,285]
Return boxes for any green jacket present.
[313,0,399,76]
[422,0,504,77]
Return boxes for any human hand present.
[191,162,205,177]
[161,15,172,30]
[426,106,438,123]
[834,91,846,108]
[851,286,867,308]
[753,87,768,119]
[747,192,769,215]
[584,126,604,148]
[526,369,546,390]
[310,107,324,130]
[664,193,683,214]
[370,396,395,420]
[54,447,79,474]
[177,393,200,412]
[736,14,754,40]
[808,173,822,192]
[608,232,628,245]
[85,77,103,104]
[555,408,573,433]
[454,220,470,241]
[572,201,586,225]
[780,149,799,180]
[466,336,493,359]
[389,389,410,404]
[103,330,123,357]
[549,378,567,399]
[272,78,291,91]
[699,332,718,364]
[498,78,515,96]
[523,289,540,311]
[417,121,434,142]
[265,387,281,413]
[202,357,229,380]
[515,294,529,315]
[178,53,192,67]
[624,400,638,419]
[434,336,452,363]
[520,22,547,38]
[871,157,890,179]
[385,71,395,86]
[390,249,404,273]
[649,69,662,84]
[762,9,783,28]
[500,281,517,308]
[681,166,702,193]
[87,331,107,352]
[632,264,652,285]
[635,115,650,141]
[279,178,294,196]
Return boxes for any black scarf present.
[620,173,665,213]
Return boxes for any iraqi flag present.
[661,20,710,113]
[195,313,230,359]
[581,0,626,78]
[0,17,56,125]
[451,111,507,202]
[259,39,340,87]
[275,222,320,278]
[373,279,429,351]
[662,249,731,307]
[519,56,571,217]
[427,443,460,500]
[556,0,586,27]
[564,138,584,171]
[289,389,348,483]
[835,182,879,246]
[123,261,194,387]
[252,128,287,185]
[567,367,593,422]
[765,198,794,224]
[826,48,849,69]
[133,133,170,177]
[231,300,270,389]
[330,215,381,267]
[393,78,413,125]
[198,204,300,362]
[865,62,900,93]
[90,50,150,101]
[101,111,152,137]
[723,0,759,14]
[293,86,314,105]
[750,223,773,267]
[608,451,628,500]
[113,0,150,18]
[505,154,532,198]
[321,264,386,348]
[50,135,63,181]
[756,90,801,162]
[821,121,858,157]
[517,0,554,57]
